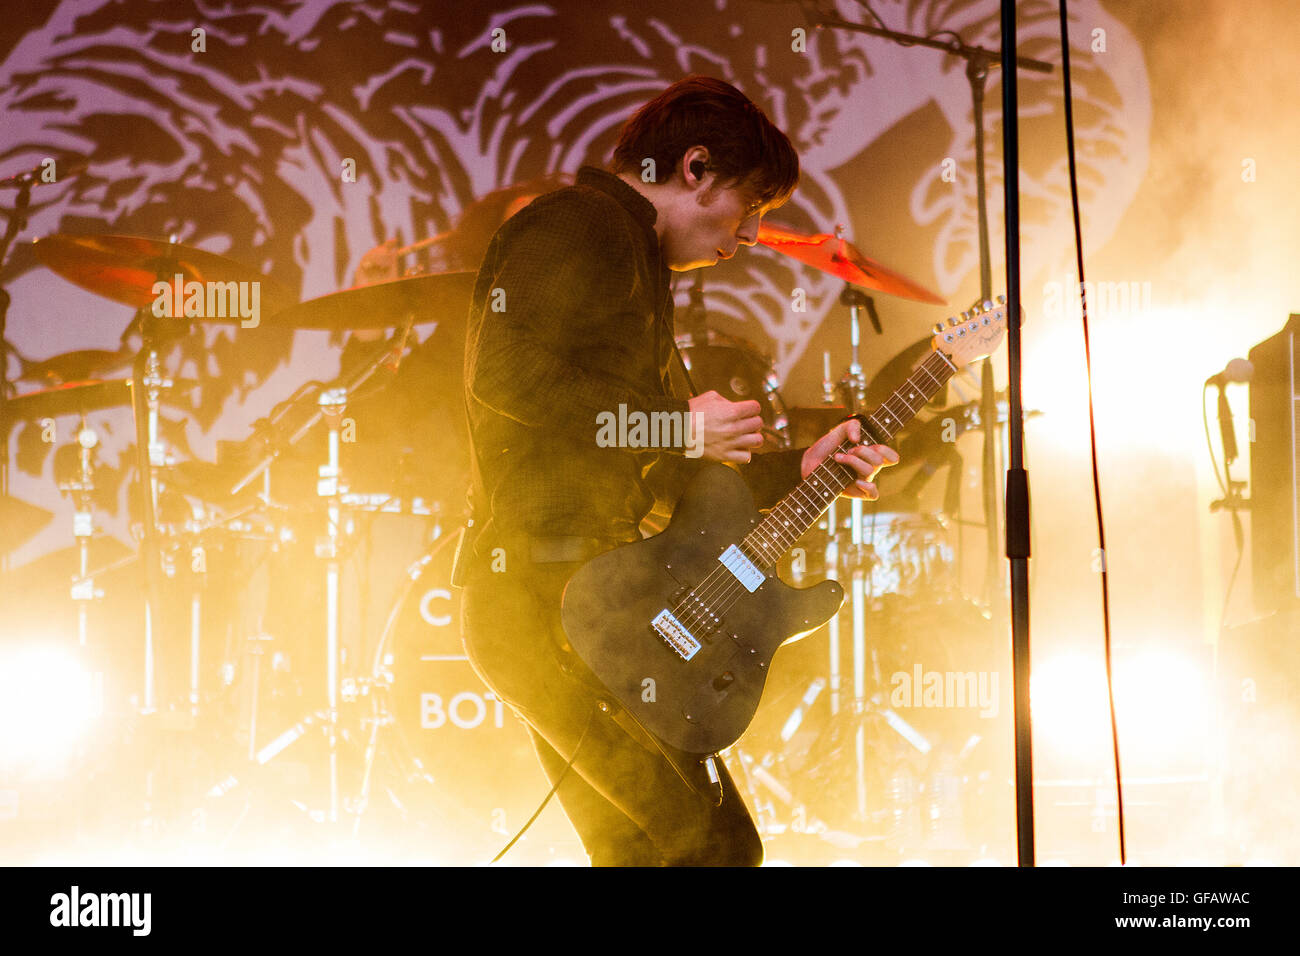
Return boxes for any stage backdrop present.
[5,0,1300,855]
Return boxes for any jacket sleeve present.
[465,195,690,438]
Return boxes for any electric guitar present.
[560,299,1009,757]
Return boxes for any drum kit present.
[1,180,1025,863]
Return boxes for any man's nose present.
[737,216,761,245]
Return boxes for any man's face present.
[661,177,765,272]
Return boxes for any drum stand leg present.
[190,589,202,716]
[825,499,841,718]
[351,698,390,837]
[131,330,174,714]
[317,387,349,825]
[247,634,265,761]
[63,415,102,648]
[850,497,870,824]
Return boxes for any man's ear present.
[683,147,710,185]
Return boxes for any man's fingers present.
[729,415,764,436]
[854,479,880,499]
[835,451,880,478]
[716,400,761,422]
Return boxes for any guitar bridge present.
[651,608,702,662]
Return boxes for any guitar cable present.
[1057,0,1126,865]
[489,704,598,864]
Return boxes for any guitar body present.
[561,464,843,755]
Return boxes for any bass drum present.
[676,330,789,449]
[364,531,580,864]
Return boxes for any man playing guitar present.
[456,75,899,866]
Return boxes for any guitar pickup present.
[719,544,765,592]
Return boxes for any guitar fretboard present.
[741,349,957,567]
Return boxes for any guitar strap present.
[450,376,490,589]
[669,339,700,400]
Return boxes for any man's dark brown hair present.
[611,75,799,210]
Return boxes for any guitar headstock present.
[930,296,1009,368]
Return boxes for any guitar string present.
[676,351,954,623]
[671,445,860,628]
[670,350,955,629]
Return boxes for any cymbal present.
[1,378,195,422]
[757,223,945,305]
[0,494,53,554]
[268,271,477,331]
[18,347,133,386]
[32,234,297,318]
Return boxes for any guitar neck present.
[741,348,957,567]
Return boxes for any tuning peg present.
[945,316,959,327]
[996,294,1006,305]
[932,322,945,334]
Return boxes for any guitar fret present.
[917,363,942,388]
[868,412,893,441]
[661,313,998,640]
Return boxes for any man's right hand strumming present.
[688,389,765,464]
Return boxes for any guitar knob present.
[981,299,993,312]
[932,322,945,334]
[946,316,959,327]
[996,294,1007,305]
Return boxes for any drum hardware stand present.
[349,526,464,835]
[317,386,348,824]
[56,416,104,647]
[824,498,842,717]
[837,271,873,414]
[188,520,206,717]
[128,241,188,714]
[823,275,892,824]
[824,501,936,829]
[244,630,275,760]
[847,498,872,823]
[216,324,415,829]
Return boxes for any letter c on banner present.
[419,587,454,627]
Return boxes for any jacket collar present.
[576,165,659,238]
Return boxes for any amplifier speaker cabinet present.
[1248,314,1300,614]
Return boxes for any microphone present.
[1218,388,1238,466]
[1206,357,1253,387]
[1206,358,1252,467]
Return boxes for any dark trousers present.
[459,556,763,866]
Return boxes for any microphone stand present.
[799,0,1051,865]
